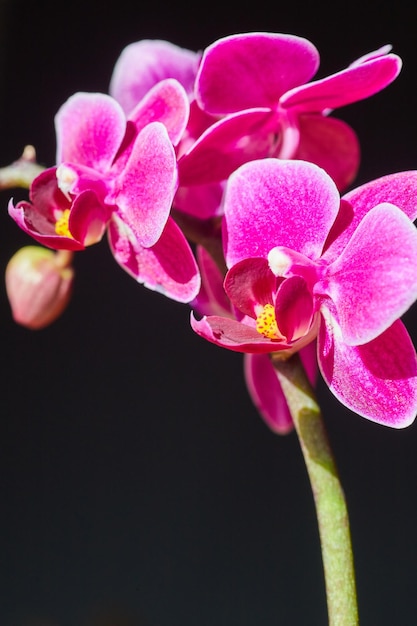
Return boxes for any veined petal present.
[294,114,360,192]
[318,307,417,428]
[280,52,401,112]
[109,39,200,114]
[55,92,126,170]
[110,122,177,248]
[128,78,190,147]
[224,159,340,266]
[108,214,200,302]
[196,32,319,114]
[320,203,417,345]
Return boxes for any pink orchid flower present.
[9,84,201,302]
[179,33,401,192]
[192,159,417,427]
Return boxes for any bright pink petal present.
[319,203,417,345]
[280,52,401,113]
[293,114,360,192]
[318,309,417,428]
[196,32,319,114]
[178,108,278,186]
[244,353,294,434]
[109,122,177,248]
[128,78,190,147]
[108,215,200,302]
[55,93,126,170]
[109,39,200,114]
[223,159,340,266]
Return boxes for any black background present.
[1,1,417,625]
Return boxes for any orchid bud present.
[5,246,74,329]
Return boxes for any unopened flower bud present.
[5,246,74,329]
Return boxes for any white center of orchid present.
[267,247,292,277]
[56,164,77,199]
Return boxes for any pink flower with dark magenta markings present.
[192,159,417,427]
[179,33,401,191]
[9,83,201,302]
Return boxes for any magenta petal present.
[173,181,224,219]
[275,276,314,341]
[280,53,401,113]
[109,39,200,114]
[191,312,291,353]
[244,353,294,434]
[322,203,417,345]
[224,257,277,317]
[294,115,360,192]
[196,32,319,114]
[318,311,417,428]
[110,122,177,248]
[128,78,190,146]
[191,246,232,317]
[8,199,84,251]
[178,108,278,186]
[55,93,126,170]
[68,190,112,246]
[224,159,340,266]
[109,215,200,302]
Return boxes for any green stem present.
[272,352,358,626]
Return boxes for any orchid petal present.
[173,180,224,220]
[196,32,319,114]
[55,93,126,170]
[128,78,190,147]
[320,203,417,345]
[280,53,401,113]
[318,308,417,427]
[275,276,314,341]
[223,159,340,266]
[109,215,200,303]
[109,39,200,114]
[110,122,177,248]
[224,257,277,318]
[190,312,290,353]
[178,108,278,186]
[244,342,317,435]
[293,114,360,192]
[190,245,232,317]
[244,353,294,434]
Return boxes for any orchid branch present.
[272,352,358,626]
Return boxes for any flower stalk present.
[272,351,358,626]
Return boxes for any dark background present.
[1,1,417,625]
